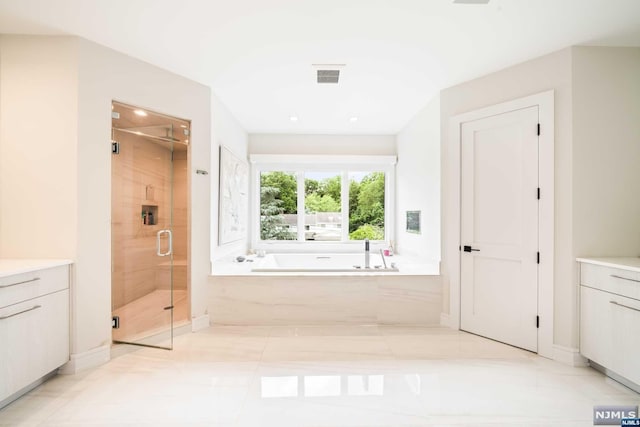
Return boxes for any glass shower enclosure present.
[110,101,189,350]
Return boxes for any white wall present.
[249,134,396,155]
[0,35,218,362]
[211,94,249,262]
[0,36,79,258]
[440,46,640,351]
[572,46,640,259]
[395,95,440,261]
[440,48,575,348]
[570,47,640,349]
[248,133,397,251]
[75,37,213,355]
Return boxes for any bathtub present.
[251,253,398,273]
[210,253,441,325]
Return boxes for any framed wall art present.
[218,146,248,245]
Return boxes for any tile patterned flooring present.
[1,326,638,426]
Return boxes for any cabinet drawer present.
[580,263,640,301]
[0,288,70,401]
[0,265,69,308]
[580,285,640,386]
[610,292,640,385]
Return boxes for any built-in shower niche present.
[141,205,158,225]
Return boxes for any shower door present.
[111,104,175,350]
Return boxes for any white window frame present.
[250,154,396,253]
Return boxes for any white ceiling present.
[1,0,639,134]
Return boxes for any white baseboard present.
[191,314,210,332]
[440,312,452,328]
[58,345,110,375]
[553,344,588,367]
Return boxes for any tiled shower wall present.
[112,132,188,310]
[168,150,188,293]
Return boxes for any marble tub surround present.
[209,253,441,326]
[1,325,637,426]
[209,274,441,325]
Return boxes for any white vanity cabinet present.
[578,258,640,389]
[0,260,72,406]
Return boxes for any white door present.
[460,106,539,352]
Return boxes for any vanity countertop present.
[0,259,73,278]
[576,257,640,273]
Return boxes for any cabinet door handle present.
[0,277,40,289]
[610,300,640,313]
[610,274,640,283]
[0,304,42,320]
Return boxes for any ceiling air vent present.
[317,69,340,84]
[453,0,490,4]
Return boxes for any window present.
[251,155,396,248]
[259,171,297,240]
[304,172,341,241]
[348,171,385,241]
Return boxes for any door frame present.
[446,90,555,359]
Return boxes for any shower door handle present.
[157,229,173,257]
[156,230,164,256]
[166,229,173,256]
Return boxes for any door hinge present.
[112,142,120,154]
[459,245,461,251]
[537,123,540,136]
[536,315,540,328]
[537,252,540,264]
[112,316,120,329]
[537,188,540,200]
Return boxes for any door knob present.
[463,245,480,252]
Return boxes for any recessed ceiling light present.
[134,109,148,117]
[349,117,358,123]
[290,116,299,122]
